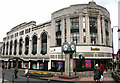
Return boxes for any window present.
[25,37,29,55]
[15,33,18,37]
[105,20,109,46]
[41,32,47,55]
[3,43,5,55]
[6,42,9,55]
[9,41,13,55]
[70,17,79,44]
[56,21,61,46]
[14,40,17,55]
[32,35,37,55]
[19,38,23,55]
[25,28,30,34]
[64,19,67,42]
[89,17,98,44]
[11,35,14,38]
[19,30,24,35]
[83,17,86,43]
[101,18,103,44]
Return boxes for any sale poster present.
[73,60,76,68]
[58,62,62,67]
[85,60,91,68]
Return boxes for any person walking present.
[94,64,101,82]
[99,64,105,76]
[14,67,18,78]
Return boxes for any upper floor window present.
[25,28,30,34]
[15,33,18,37]
[89,17,98,44]
[19,30,24,35]
[56,21,61,46]
[70,17,79,45]
[105,20,109,46]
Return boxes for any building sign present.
[85,60,91,68]
[91,47,100,51]
[87,9,99,13]
[73,60,76,68]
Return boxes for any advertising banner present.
[58,62,62,67]
[73,60,76,68]
[85,60,91,68]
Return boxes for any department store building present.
[1,1,112,71]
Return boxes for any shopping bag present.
[100,75,103,81]
[104,71,106,73]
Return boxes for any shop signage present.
[91,47,100,51]
[73,60,76,68]
[88,9,99,13]
[85,60,91,68]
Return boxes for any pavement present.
[1,68,116,83]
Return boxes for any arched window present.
[6,42,9,55]
[41,32,47,55]
[14,40,17,55]
[25,37,29,55]
[19,38,23,55]
[3,43,5,55]
[32,35,37,55]
[9,41,13,55]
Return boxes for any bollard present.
[27,75,29,83]
[2,72,4,83]
[12,73,14,83]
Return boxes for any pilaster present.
[102,16,106,45]
[79,14,83,44]
[97,15,101,45]
[66,16,71,42]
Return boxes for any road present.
[2,69,73,83]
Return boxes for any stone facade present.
[1,1,112,71]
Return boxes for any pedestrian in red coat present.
[99,64,105,76]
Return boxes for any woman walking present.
[94,64,101,82]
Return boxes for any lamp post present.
[112,26,119,71]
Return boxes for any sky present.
[0,0,119,54]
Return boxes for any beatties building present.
[1,1,112,71]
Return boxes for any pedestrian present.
[14,67,18,78]
[99,63,105,76]
[24,68,29,76]
[99,63,105,81]
[94,64,101,82]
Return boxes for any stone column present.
[29,38,32,55]
[61,18,65,44]
[108,20,112,46]
[37,37,41,54]
[12,43,14,55]
[22,39,25,55]
[17,42,19,55]
[85,14,90,44]
[102,16,106,45]
[79,14,83,44]
[47,35,50,54]
[51,19,56,46]
[97,15,101,45]
[66,16,71,42]
[8,41,10,55]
